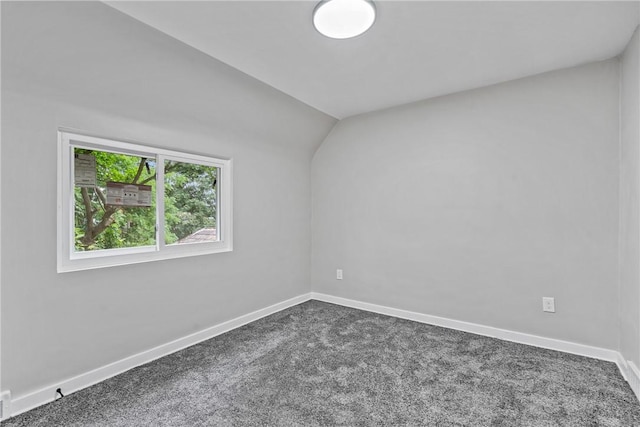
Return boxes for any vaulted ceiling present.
[107,1,639,119]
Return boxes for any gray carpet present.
[3,300,640,426]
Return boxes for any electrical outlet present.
[542,297,555,313]
[336,269,343,280]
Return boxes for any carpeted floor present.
[4,300,640,426]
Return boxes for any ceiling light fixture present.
[313,0,376,39]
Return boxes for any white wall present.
[1,2,335,399]
[311,60,621,349]
[620,26,640,369]
[0,0,3,406]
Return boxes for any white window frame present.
[57,130,233,272]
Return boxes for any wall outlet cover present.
[542,297,555,313]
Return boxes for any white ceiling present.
[106,1,639,119]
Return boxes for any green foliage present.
[164,161,217,244]
[74,149,217,251]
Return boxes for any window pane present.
[164,160,218,245]
[74,148,157,252]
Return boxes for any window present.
[58,131,232,272]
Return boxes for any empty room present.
[2,0,640,425]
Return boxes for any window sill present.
[58,242,233,273]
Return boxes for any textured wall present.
[311,60,620,349]
[620,26,640,368]
[1,2,335,398]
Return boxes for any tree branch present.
[95,187,107,210]
[138,175,156,185]
[80,187,95,247]
[138,161,177,185]
[78,160,178,248]
[132,157,147,184]
[92,206,120,238]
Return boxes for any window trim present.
[57,130,233,273]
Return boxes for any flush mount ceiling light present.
[313,0,376,39]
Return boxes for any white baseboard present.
[310,293,621,363]
[5,291,638,420]
[312,293,640,402]
[6,293,312,419]
[617,354,640,402]
[0,391,11,422]
[616,353,629,382]
[630,362,640,401]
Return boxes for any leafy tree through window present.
[58,131,232,272]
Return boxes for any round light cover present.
[313,0,376,39]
